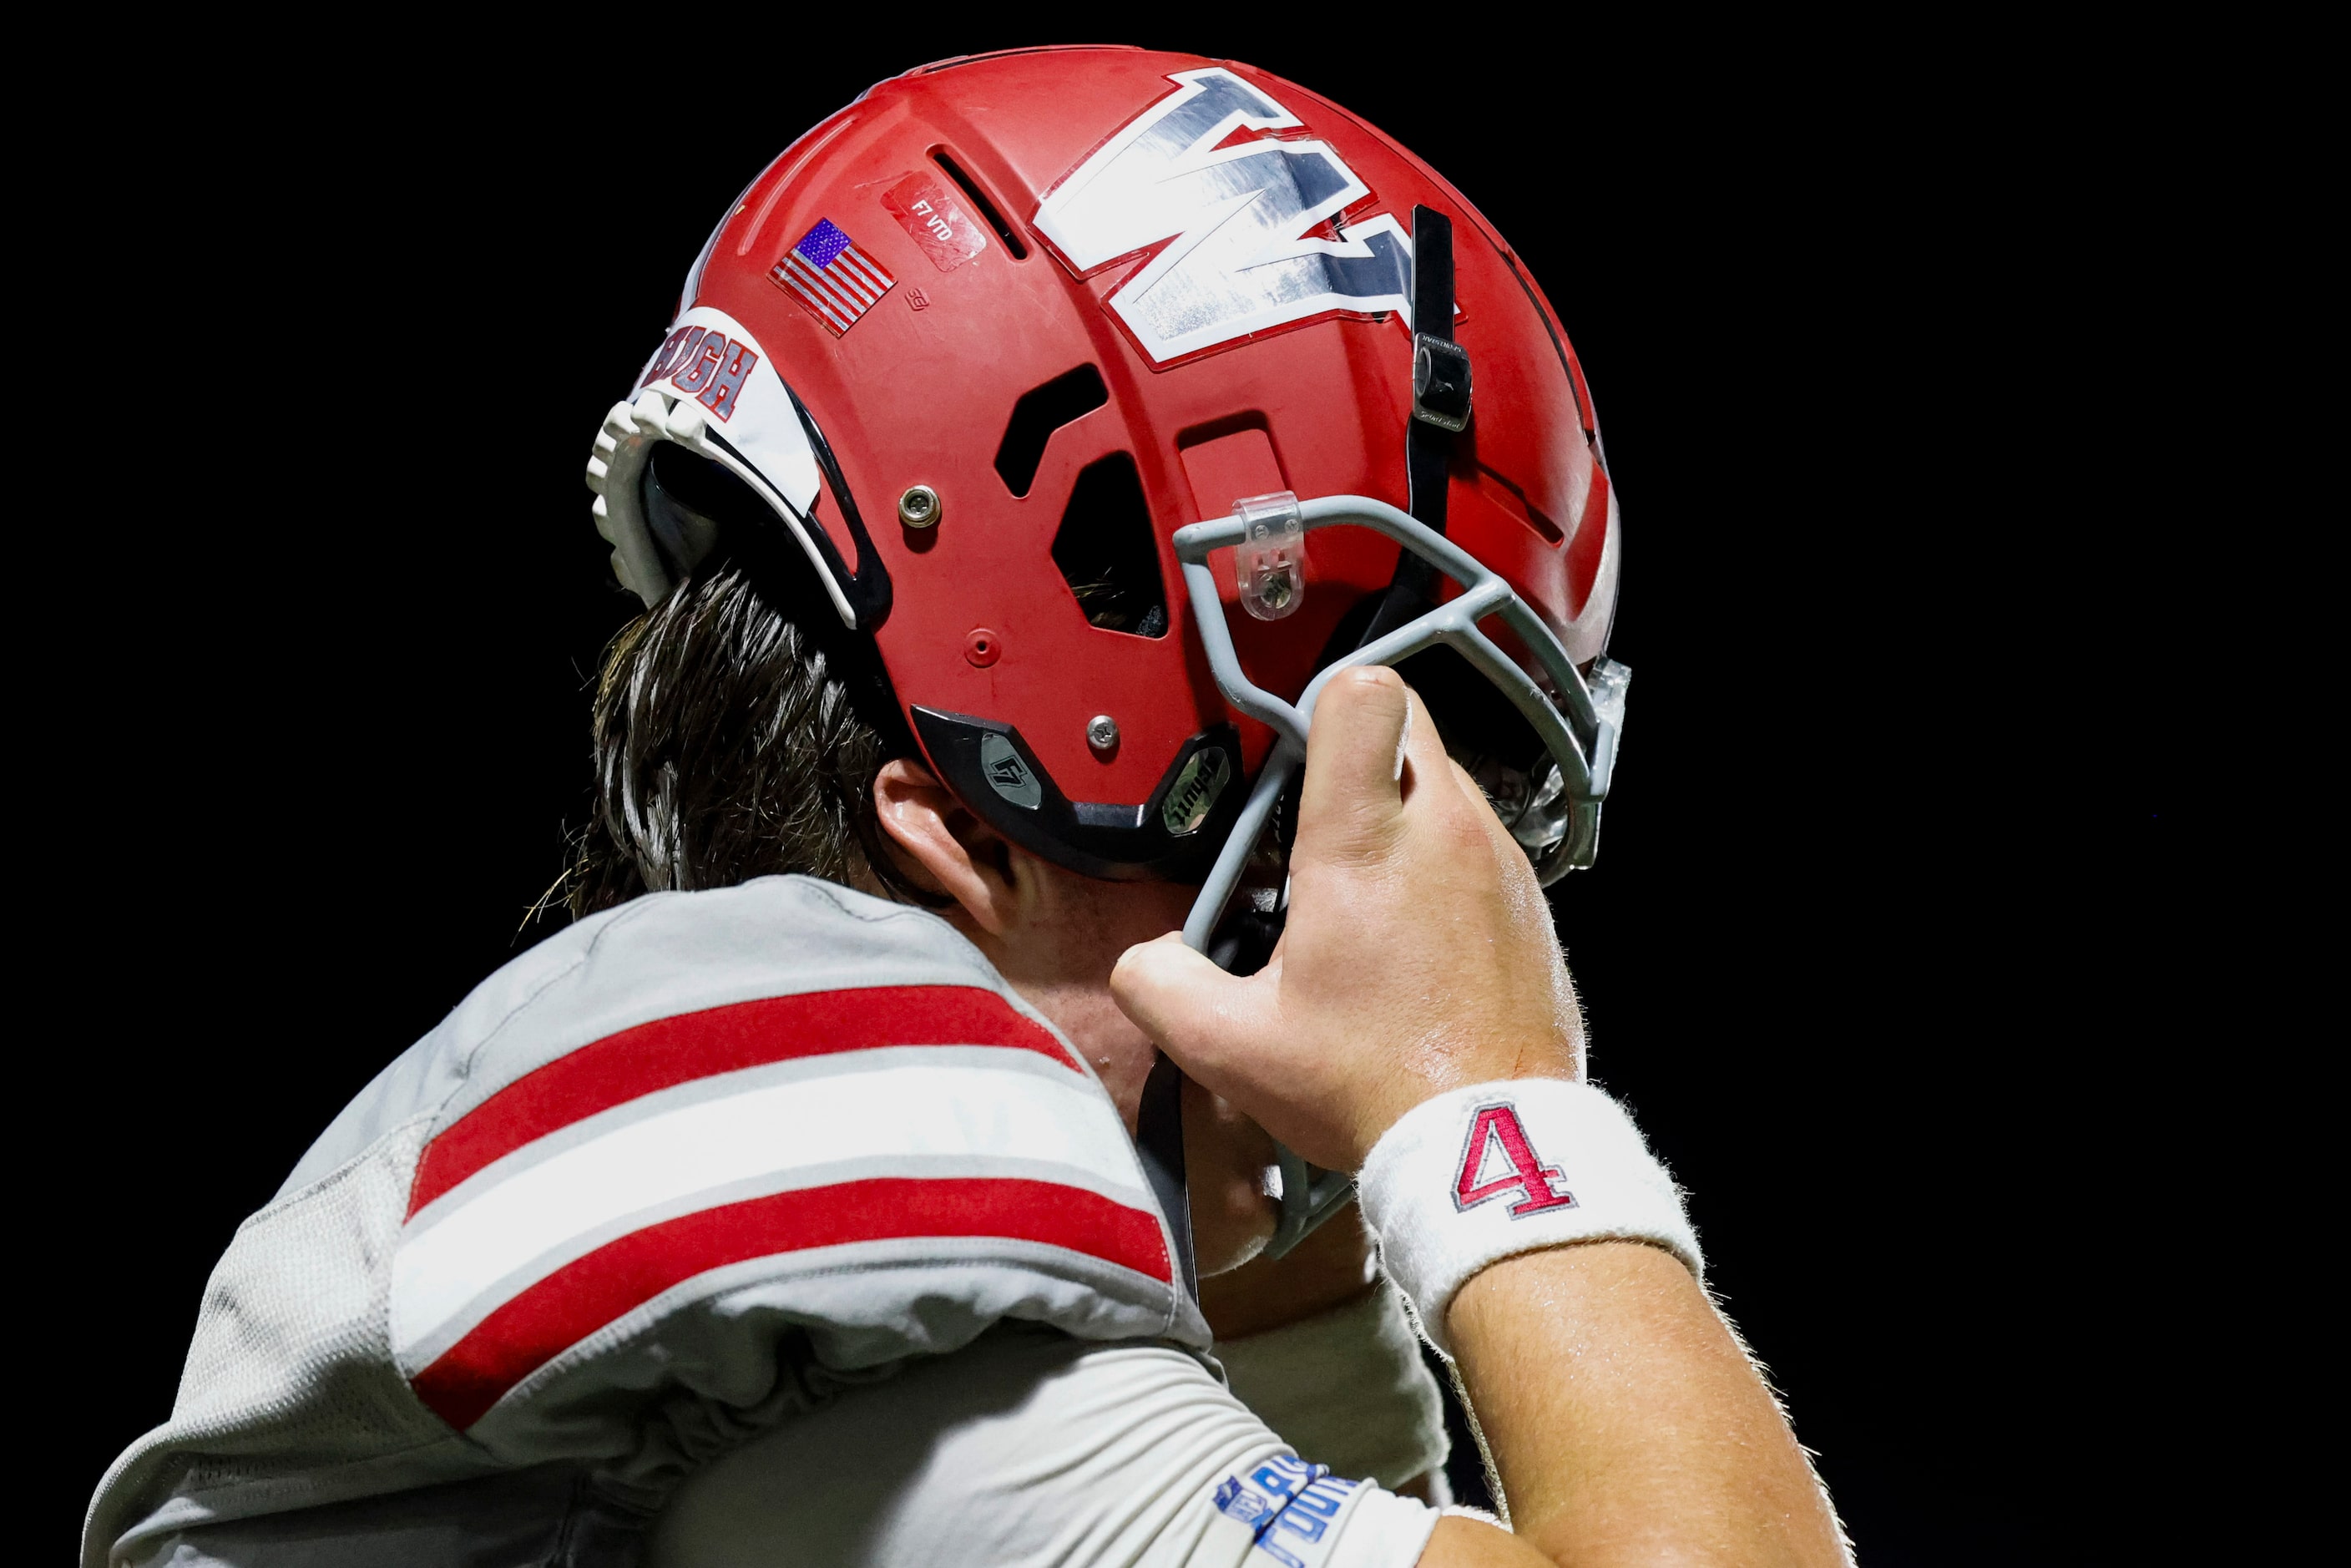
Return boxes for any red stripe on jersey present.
[411,987,1076,1217]
[408,1176,1170,1429]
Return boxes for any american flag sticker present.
[772,218,896,335]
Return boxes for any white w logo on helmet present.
[1034,68,1418,363]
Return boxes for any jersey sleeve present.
[89,878,1207,1568]
[648,1325,1441,1568]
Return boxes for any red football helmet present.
[585,44,1625,959]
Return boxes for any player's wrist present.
[1337,1044,1581,1171]
[1354,1078,1702,1356]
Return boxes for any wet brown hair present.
[566,559,934,918]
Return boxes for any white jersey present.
[650,1324,1440,1568]
[88,878,1200,1566]
[87,876,1450,1568]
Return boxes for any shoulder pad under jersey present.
[88,877,1201,1568]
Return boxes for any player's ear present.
[872,758,1019,935]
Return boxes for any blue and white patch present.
[1206,1454,1366,1567]
[1215,1475,1273,1524]
[1034,68,1418,364]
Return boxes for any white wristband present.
[1357,1079,1702,1356]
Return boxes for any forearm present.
[1115,675,1848,1568]
[1438,1241,1846,1568]
[1350,1077,1842,1566]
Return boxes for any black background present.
[46,22,2216,1566]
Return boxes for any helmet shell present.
[636,47,1620,877]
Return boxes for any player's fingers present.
[1110,933,1260,1080]
[1297,665,1412,865]
[1397,685,1469,816]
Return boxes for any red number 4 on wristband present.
[1454,1101,1581,1216]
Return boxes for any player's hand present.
[1112,666,1584,1171]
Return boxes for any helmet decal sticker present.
[639,325,761,422]
[980,733,1044,811]
[772,218,898,336]
[1159,746,1232,836]
[882,173,991,272]
[1034,68,1416,364]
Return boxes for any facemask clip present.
[1233,492,1306,621]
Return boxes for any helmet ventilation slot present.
[1472,461,1566,546]
[928,147,1027,259]
[993,364,1109,496]
[1052,453,1168,638]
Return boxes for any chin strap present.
[1357,205,1469,649]
[1255,207,1469,1262]
[1134,1052,1196,1297]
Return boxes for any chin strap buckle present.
[1358,205,1469,650]
[1412,333,1472,431]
